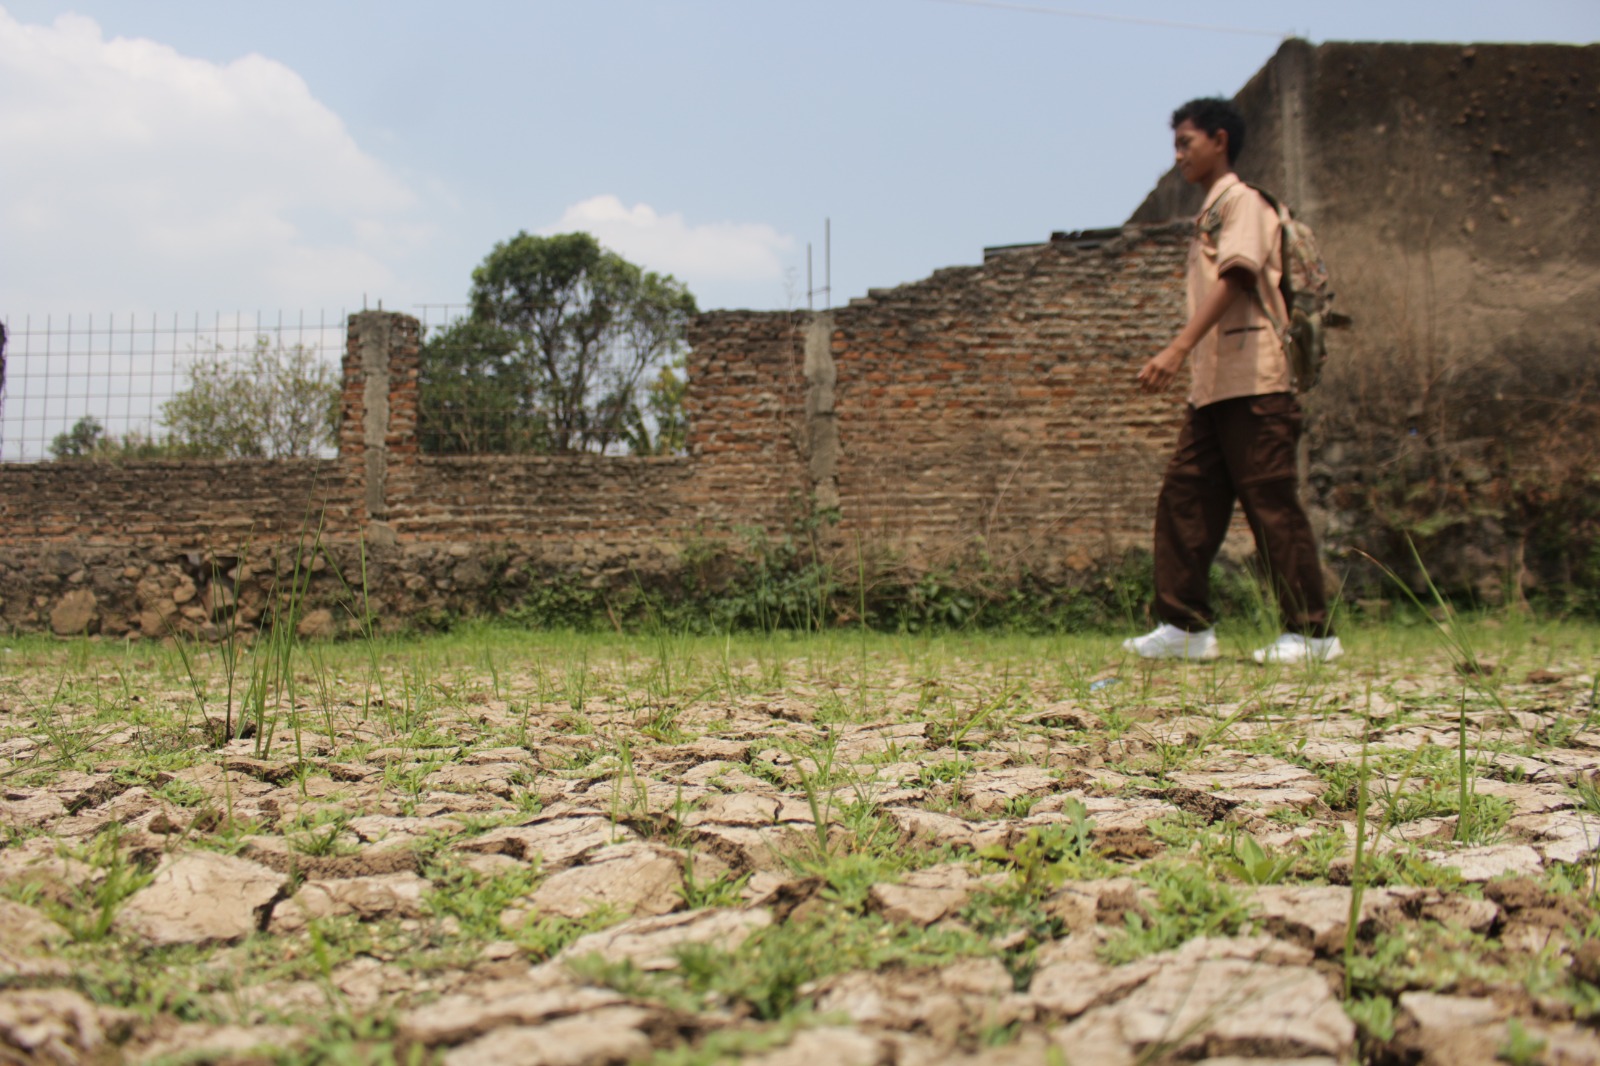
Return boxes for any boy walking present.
[1123,97,1342,664]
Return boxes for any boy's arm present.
[1137,266,1252,393]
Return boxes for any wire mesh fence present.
[412,303,688,458]
[0,303,687,463]
[0,311,349,463]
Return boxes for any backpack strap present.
[1209,182,1292,344]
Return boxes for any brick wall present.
[390,454,696,557]
[0,459,359,543]
[681,224,1213,581]
[0,230,1225,636]
[682,310,812,536]
[828,226,1192,577]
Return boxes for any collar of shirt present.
[1198,172,1243,217]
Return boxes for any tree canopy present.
[420,231,696,455]
[160,336,339,458]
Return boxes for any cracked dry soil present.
[1,624,1599,1065]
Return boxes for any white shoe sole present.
[1254,642,1344,665]
[1122,640,1221,662]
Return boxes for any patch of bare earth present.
[1,631,1598,1063]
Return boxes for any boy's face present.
[1173,120,1228,184]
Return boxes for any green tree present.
[418,317,547,454]
[161,336,339,458]
[49,415,173,461]
[421,231,696,455]
[50,415,107,459]
[623,354,689,456]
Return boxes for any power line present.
[919,0,1288,40]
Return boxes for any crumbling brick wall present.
[0,228,1220,637]
[681,224,1209,582]
[0,460,358,543]
[682,310,812,535]
[826,225,1192,578]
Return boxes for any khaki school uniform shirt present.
[1186,172,1291,408]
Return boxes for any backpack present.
[1209,184,1345,391]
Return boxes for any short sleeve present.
[1213,189,1275,280]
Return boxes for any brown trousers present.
[1151,392,1331,635]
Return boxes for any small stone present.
[50,589,98,636]
[296,608,337,640]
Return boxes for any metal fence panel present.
[0,311,347,463]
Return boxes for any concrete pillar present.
[803,312,840,514]
[340,310,420,546]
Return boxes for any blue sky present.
[2,0,1597,320]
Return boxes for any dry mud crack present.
[1,626,1599,1064]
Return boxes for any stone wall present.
[0,310,757,638]
[3,232,1205,637]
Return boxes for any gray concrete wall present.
[1130,40,1600,601]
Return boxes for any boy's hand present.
[1137,343,1188,393]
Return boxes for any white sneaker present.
[1253,633,1345,664]
[1122,624,1220,661]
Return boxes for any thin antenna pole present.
[825,218,831,311]
[807,243,814,311]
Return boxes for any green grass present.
[1,616,1599,1061]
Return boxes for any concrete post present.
[803,312,840,514]
[340,311,421,546]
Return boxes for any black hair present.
[1171,97,1245,164]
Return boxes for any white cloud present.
[0,8,425,314]
[542,195,794,288]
